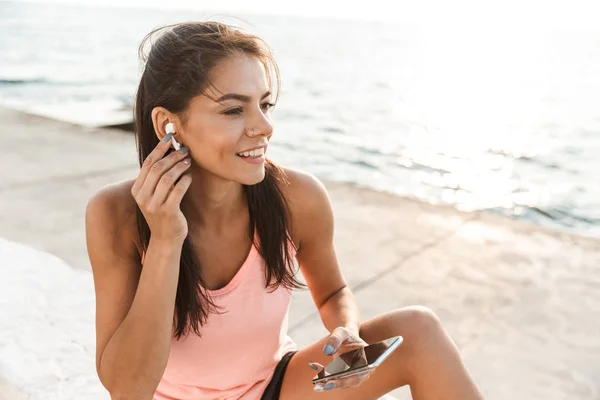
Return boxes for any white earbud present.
[165,122,181,151]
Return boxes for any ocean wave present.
[487,204,600,234]
[0,77,47,85]
[322,125,346,134]
[486,148,570,171]
[399,159,451,174]
[533,205,600,225]
[488,148,538,160]
[0,76,134,87]
[349,159,379,170]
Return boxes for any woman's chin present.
[237,169,266,186]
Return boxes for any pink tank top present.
[146,237,298,400]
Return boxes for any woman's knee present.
[391,305,443,344]
[405,305,441,327]
[357,305,445,349]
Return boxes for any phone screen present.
[317,336,402,380]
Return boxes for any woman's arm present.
[86,187,182,400]
[317,286,361,336]
[284,169,361,336]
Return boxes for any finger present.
[356,370,373,382]
[308,362,325,372]
[337,374,362,389]
[131,133,173,197]
[338,371,373,390]
[164,171,193,207]
[341,340,368,352]
[359,371,373,381]
[136,147,189,205]
[343,333,368,347]
[314,379,339,392]
[308,362,327,379]
[150,157,191,207]
[324,327,351,355]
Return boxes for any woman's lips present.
[237,154,265,164]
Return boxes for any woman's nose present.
[250,108,274,137]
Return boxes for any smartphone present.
[312,336,403,384]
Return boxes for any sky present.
[5,0,600,28]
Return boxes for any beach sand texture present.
[0,107,599,399]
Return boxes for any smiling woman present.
[84,20,483,400]
[147,53,277,186]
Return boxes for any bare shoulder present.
[280,166,333,248]
[85,178,141,258]
[282,167,328,206]
[86,178,138,222]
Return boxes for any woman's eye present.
[224,107,243,116]
[261,102,275,112]
[223,103,275,116]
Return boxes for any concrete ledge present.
[1,107,599,400]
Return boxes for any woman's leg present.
[279,306,484,400]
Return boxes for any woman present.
[85,21,484,400]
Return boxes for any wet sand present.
[0,107,599,399]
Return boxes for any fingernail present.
[308,363,319,371]
[178,146,189,154]
[324,345,335,355]
[162,133,173,142]
[323,382,336,391]
[314,384,324,392]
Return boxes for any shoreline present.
[1,104,596,242]
[1,106,600,399]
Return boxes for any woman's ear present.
[151,106,179,142]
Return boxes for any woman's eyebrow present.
[215,91,271,103]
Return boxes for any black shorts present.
[260,351,297,400]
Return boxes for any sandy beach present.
[0,107,599,400]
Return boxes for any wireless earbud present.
[165,122,181,151]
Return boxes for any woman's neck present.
[180,168,247,235]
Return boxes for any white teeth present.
[237,147,265,157]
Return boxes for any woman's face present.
[179,55,275,186]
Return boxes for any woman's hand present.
[130,133,193,244]
[309,326,374,392]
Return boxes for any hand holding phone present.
[311,336,403,391]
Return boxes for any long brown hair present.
[133,21,305,339]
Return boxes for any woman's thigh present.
[278,308,421,400]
